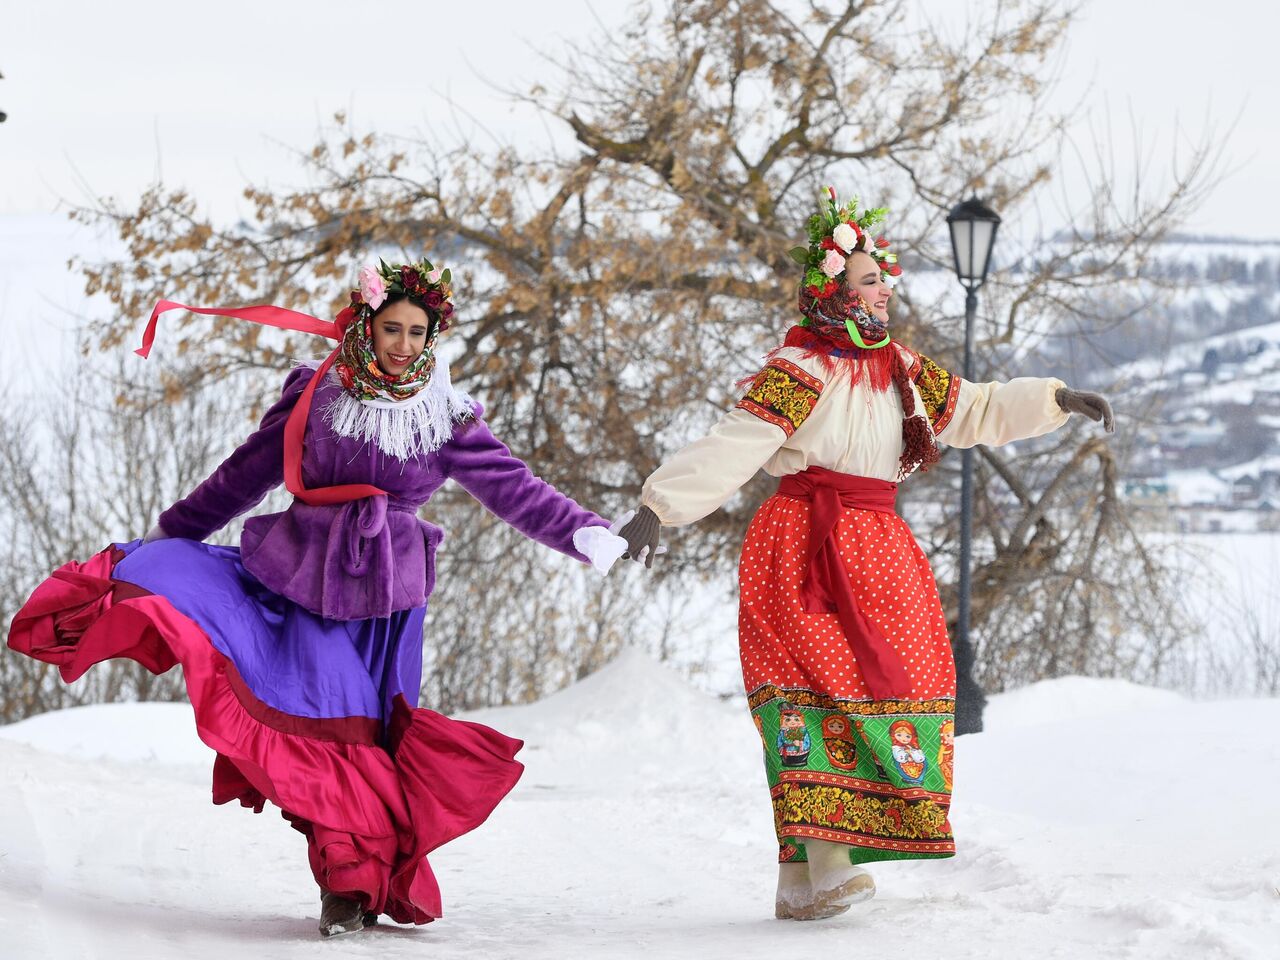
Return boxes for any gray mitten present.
[1056,387,1115,434]
[618,505,662,568]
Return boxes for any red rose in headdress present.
[804,281,841,300]
[400,266,421,292]
[425,290,444,310]
[440,302,454,320]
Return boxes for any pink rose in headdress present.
[820,248,846,279]
[358,265,387,310]
[426,267,442,284]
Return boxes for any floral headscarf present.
[334,257,455,404]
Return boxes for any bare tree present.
[55,0,1216,711]
[0,359,267,722]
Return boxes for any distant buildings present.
[1123,467,1280,533]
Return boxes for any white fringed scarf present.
[316,357,476,461]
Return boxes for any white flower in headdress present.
[832,222,858,254]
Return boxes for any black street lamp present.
[946,196,1001,735]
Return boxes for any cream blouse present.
[641,341,1069,526]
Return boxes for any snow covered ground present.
[0,651,1276,960]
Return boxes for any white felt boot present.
[774,861,814,919]
[802,838,876,917]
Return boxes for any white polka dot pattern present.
[737,495,957,701]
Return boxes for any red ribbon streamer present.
[138,299,387,507]
[136,300,343,359]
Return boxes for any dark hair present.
[372,291,422,315]
[371,293,435,336]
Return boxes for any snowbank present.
[0,653,1276,960]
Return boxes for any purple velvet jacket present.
[157,366,607,621]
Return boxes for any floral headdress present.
[789,186,902,301]
[334,256,457,404]
[347,256,455,331]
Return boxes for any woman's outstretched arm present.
[439,411,617,566]
[152,366,314,542]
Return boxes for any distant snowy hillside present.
[1,651,1276,960]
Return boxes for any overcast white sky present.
[0,0,1276,236]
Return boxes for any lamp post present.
[946,196,1000,735]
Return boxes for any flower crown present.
[789,186,902,300]
[348,256,456,332]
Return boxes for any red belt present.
[775,466,911,699]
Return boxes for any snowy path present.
[1,653,1276,960]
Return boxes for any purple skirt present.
[7,538,525,924]
[115,538,426,733]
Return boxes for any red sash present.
[776,466,911,699]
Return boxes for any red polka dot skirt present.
[740,493,958,865]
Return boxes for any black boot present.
[319,888,369,939]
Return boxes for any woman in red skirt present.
[619,189,1114,920]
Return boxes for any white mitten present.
[572,524,630,576]
[142,523,171,544]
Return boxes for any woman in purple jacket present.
[7,257,627,938]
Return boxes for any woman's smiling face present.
[844,250,892,323]
[371,299,429,377]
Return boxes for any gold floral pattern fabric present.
[736,358,824,437]
[748,684,954,718]
[771,776,954,856]
[911,353,963,434]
